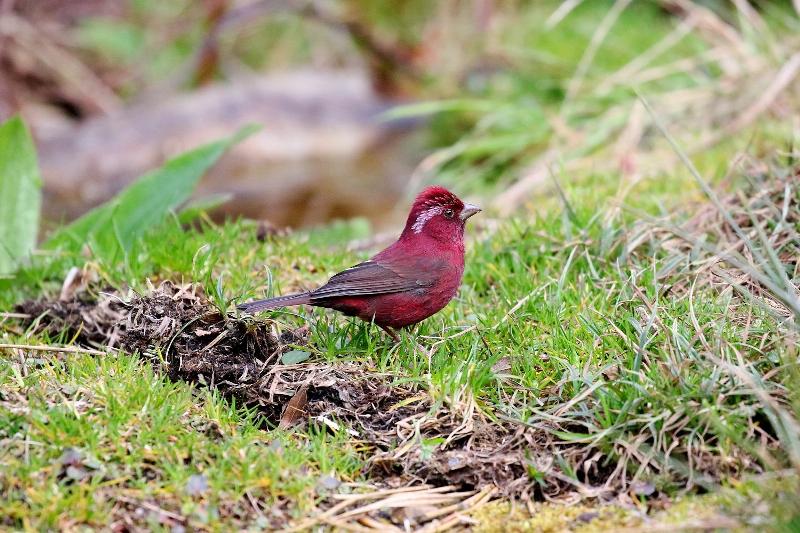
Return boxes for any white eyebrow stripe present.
[411,205,443,233]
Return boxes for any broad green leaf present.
[0,116,42,275]
[281,350,311,365]
[45,125,258,260]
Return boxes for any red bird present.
[238,186,481,340]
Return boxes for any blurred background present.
[1,0,799,231]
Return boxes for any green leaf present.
[177,193,234,224]
[0,116,42,275]
[551,430,592,441]
[45,125,258,261]
[281,350,311,365]
[420,437,445,460]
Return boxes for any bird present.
[238,186,481,340]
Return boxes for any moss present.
[471,500,642,533]
[470,473,800,532]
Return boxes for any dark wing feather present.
[309,260,433,300]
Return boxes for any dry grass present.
[476,0,800,213]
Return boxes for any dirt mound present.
[17,282,547,502]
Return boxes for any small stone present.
[59,448,83,466]
[447,455,465,470]
[317,475,340,491]
[185,474,208,496]
[65,465,89,481]
[631,481,656,496]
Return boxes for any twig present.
[0,312,30,319]
[0,343,107,356]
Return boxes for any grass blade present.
[0,116,41,275]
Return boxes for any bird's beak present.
[460,203,481,221]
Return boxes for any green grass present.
[0,351,363,530]
[2,156,799,528]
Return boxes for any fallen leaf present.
[281,350,310,365]
[279,385,308,429]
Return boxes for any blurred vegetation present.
[5,0,799,210]
[59,0,800,200]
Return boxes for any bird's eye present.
[443,208,455,219]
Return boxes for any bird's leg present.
[417,342,433,372]
[379,325,400,342]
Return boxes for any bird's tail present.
[237,292,312,313]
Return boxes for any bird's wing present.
[309,259,434,299]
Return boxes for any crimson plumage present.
[238,186,480,338]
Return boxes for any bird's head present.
[401,186,481,243]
